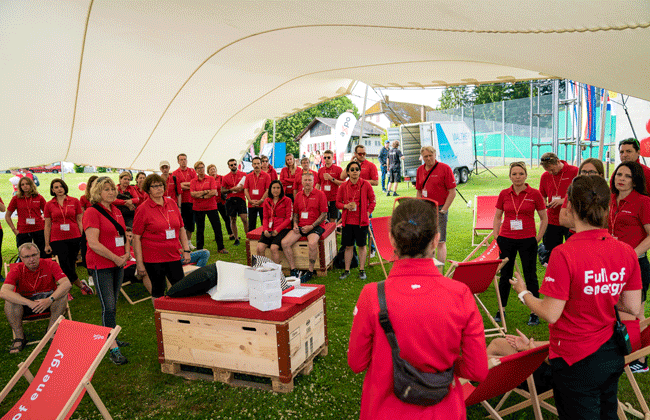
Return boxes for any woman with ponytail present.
[348,198,488,419]
[511,175,642,419]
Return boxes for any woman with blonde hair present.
[114,171,140,228]
[5,176,47,257]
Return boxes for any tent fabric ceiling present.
[1,0,649,170]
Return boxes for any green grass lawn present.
[0,166,647,419]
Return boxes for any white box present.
[249,288,282,302]
[245,267,280,283]
[249,299,282,312]
[248,279,282,292]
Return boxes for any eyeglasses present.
[323,156,332,159]
[348,168,360,172]
[357,153,366,157]
[150,184,165,189]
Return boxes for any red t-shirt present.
[318,164,343,201]
[345,160,379,183]
[336,179,376,227]
[80,195,92,210]
[280,166,299,196]
[83,204,127,270]
[608,191,650,249]
[7,194,47,233]
[264,166,278,182]
[212,175,224,204]
[415,161,456,206]
[136,187,149,203]
[114,185,141,207]
[540,229,642,365]
[244,171,271,208]
[132,197,184,263]
[262,196,293,232]
[222,170,246,200]
[539,161,579,226]
[293,168,318,193]
[163,174,179,200]
[495,184,546,239]
[5,258,67,298]
[44,196,83,242]
[293,189,327,227]
[190,176,218,211]
[172,167,197,204]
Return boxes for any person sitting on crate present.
[281,171,328,283]
[0,243,72,354]
[257,180,293,264]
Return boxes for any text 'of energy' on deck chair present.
[0,316,121,420]
[445,231,508,337]
[368,197,439,279]
[472,195,498,246]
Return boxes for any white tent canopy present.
[2,1,649,170]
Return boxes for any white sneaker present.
[87,275,94,286]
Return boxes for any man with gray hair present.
[0,243,71,354]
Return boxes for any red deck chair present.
[619,318,650,420]
[0,316,120,420]
[472,195,498,246]
[464,344,550,420]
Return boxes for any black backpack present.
[333,245,358,269]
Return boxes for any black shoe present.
[116,339,130,347]
[229,235,236,241]
[527,313,540,326]
[109,348,128,365]
[234,238,240,246]
[290,269,300,278]
[494,311,505,323]
[393,192,399,196]
[301,270,315,283]
[629,360,649,373]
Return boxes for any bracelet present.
[183,250,191,253]
[518,290,532,304]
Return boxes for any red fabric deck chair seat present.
[472,195,498,246]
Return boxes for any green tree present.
[254,97,359,157]
[74,164,85,173]
[437,86,471,110]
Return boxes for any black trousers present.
[144,260,185,298]
[16,230,47,258]
[50,237,81,282]
[543,224,570,255]
[194,209,224,250]
[217,203,233,236]
[497,235,539,307]
[248,207,264,231]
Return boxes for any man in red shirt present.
[244,157,271,231]
[172,153,197,248]
[617,137,650,193]
[340,145,379,186]
[159,160,180,206]
[281,172,328,283]
[222,158,248,245]
[318,149,343,223]
[293,157,319,194]
[0,243,71,353]
[415,146,457,262]
[260,155,278,181]
[539,152,579,255]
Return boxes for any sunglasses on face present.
[357,153,366,157]
[323,156,332,159]
[228,164,237,167]
[580,170,599,175]
[348,168,360,172]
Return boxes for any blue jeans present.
[380,165,388,190]
[188,249,210,267]
[93,266,124,329]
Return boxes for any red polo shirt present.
[44,196,83,242]
[264,166,278,182]
[262,196,293,232]
[190,176,218,211]
[336,179,376,226]
[608,190,650,249]
[5,258,67,298]
[212,175,224,204]
[293,168,318,193]
[222,170,246,200]
[7,194,47,233]
[415,161,456,206]
[80,195,92,210]
[318,164,343,201]
[163,174,178,200]
[172,167,197,204]
[496,184,546,239]
[280,166,298,196]
[540,229,642,365]
[293,188,327,227]
[344,159,379,183]
[539,161,579,226]
[114,185,141,207]
[132,197,184,263]
[83,204,127,270]
[244,171,271,208]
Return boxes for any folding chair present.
[463,344,550,420]
[472,195,498,246]
[119,259,152,305]
[4,259,73,346]
[0,316,120,420]
[619,318,650,420]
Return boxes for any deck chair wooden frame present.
[119,278,152,305]
[472,195,498,246]
[619,317,650,420]
[0,316,120,420]
[4,257,73,346]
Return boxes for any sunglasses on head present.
[619,138,640,147]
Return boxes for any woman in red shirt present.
[493,161,547,326]
[336,161,376,280]
[0,196,4,269]
[79,175,98,284]
[114,171,140,228]
[512,175,642,419]
[43,178,92,295]
[348,198,488,420]
[5,176,47,258]
[190,161,227,253]
[257,180,292,263]
[135,171,149,202]
[133,174,191,298]
[280,154,298,200]
[83,176,130,365]
[207,164,234,240]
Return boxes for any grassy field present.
[0,165,647,419]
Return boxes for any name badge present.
[26,218,36,225]
[510,219,523,230]
[301,211,309,219]
[422,190,428,198]
[268,221,273,228]
[252,189,259,195]
[115,236,125,247]
[552,196,561,201]
[324,185,331,191]
[60,223,70,231]
[165,229,176,239]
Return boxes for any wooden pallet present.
[161,344,328,393]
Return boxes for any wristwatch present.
[49,296,55,303]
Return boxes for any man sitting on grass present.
[0,243,71,354]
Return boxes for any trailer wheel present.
[460,167,469,184]
[453,169,460,185]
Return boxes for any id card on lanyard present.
[510,191,527,231]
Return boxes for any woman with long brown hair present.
[5,176,47,257]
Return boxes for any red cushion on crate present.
[246,222,336,241]
[154,284,325,321]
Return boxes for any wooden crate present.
[246,223,337,277]
[156,295,328,393]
